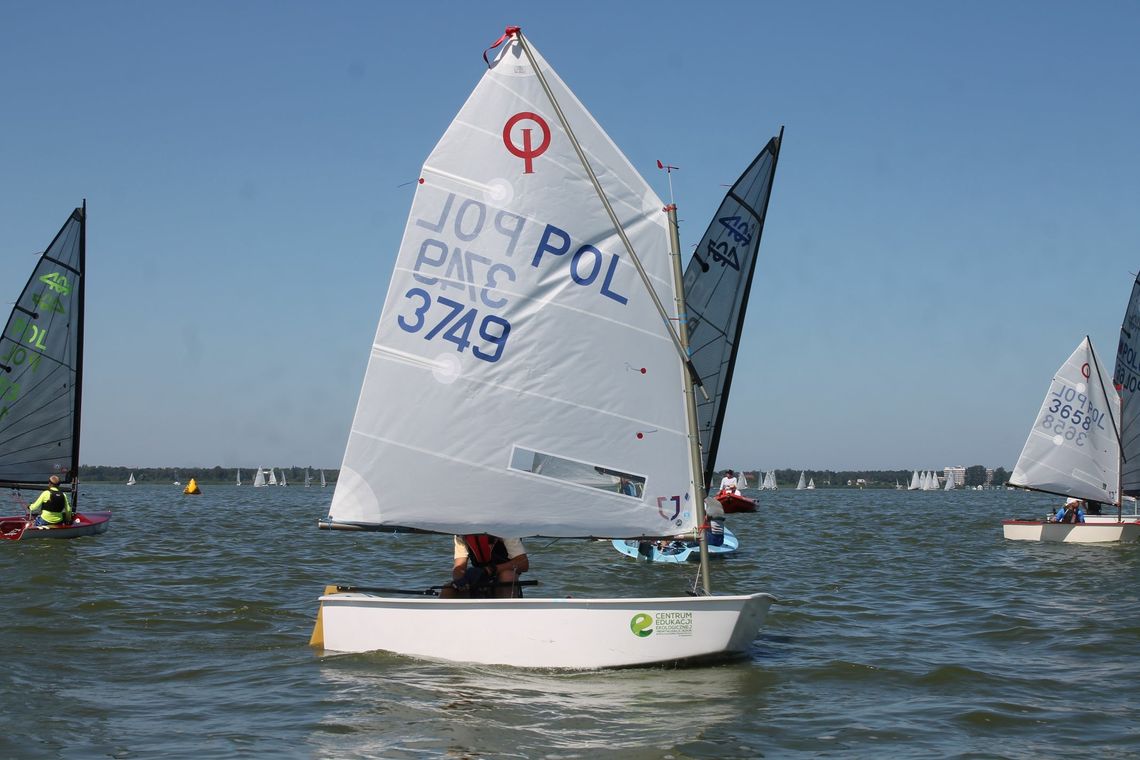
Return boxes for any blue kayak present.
[612,526,738,563]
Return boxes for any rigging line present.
[512,30,705,391]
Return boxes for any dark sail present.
[683,131,782,488]
[0,205,85,488]
[1114,272,1140,496]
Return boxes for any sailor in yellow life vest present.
[28,475,74,526]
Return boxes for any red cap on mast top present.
[484,26,522,67]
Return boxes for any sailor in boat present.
[28,475,74,527]
[439,535,530,599]
[718,469,740,496]
[1051,498,1086,524]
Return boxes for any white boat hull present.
[313,591,775,668]
[1002,519,1140,543]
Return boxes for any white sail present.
[908,470,919,490]
[126,472,135,486]
[268,469,278,486]
[738,471,748,490]
[305,468,312,487]
[235,469,242,486]
[1009,337,1120,504]
[760,470,777,490]
[328,34,695,538]
[253,468,266,488]
[280,470,287,487]
[943,470,955,490]
[807,478,815,489]
[320,470,327,488]
[796,471,806,490]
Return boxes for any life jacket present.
[47,488,67,513]
[40,487,73,525]
[462,535,508,568]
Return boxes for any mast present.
[667,204,712,594]
[71,200,86,507]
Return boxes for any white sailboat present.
[807,478,816,490]
[312,27,777,668]
[235,469,242,486]
[796,471,806,490]
[279,469,287,487]
[943,470,955,490]
[253,468,267,488]
[267,469,278,486]
[126,473,136,486]
[320,470,327,488]
[1003,336,1140,542]
[304,468,312,488]
[908,470,920,490]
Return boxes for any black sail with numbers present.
[0,204,85,491]
[1113,272,1140,497]
[682,131,782,489]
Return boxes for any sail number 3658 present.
[397,287,511,363]
[1040,391,1106,447]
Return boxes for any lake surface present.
[2,485,1137,758]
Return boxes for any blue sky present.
[2,2,1137,471]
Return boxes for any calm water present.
[2,485,1138,759]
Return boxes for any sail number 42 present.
[397,287,511,363]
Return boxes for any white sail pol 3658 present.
[1003,335,1140,542]
[312,28,776,667]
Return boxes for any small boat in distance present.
[253,468,267,487]
[127,473,136,486]
[236,469,242,486]
[0,203,111,541]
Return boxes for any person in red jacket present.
[440,534,529,598]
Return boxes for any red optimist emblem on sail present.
[503,112,551,174]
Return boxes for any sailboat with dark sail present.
[685,138,782,515]
[0,203,110,541]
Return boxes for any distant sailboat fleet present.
[247,467,330,487]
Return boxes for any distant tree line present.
[78,466,337,486]
[730,466,1011,489]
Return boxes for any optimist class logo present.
[503,112,551,174]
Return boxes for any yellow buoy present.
[183,477,201,495]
